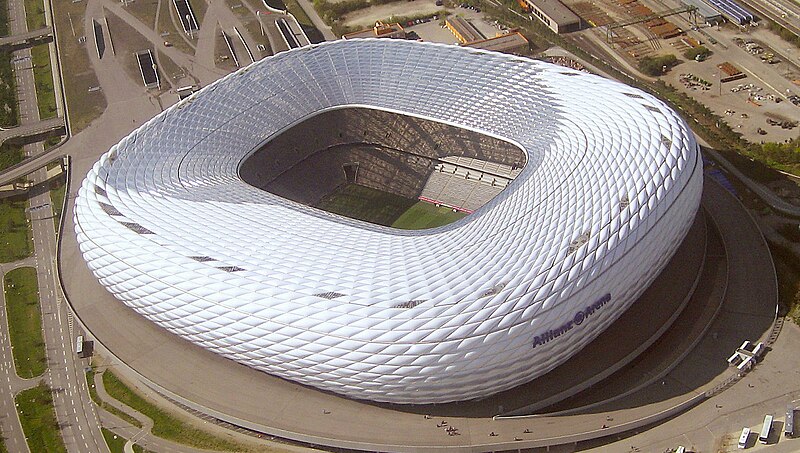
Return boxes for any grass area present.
[102,371,248,452]
[16,382,67,453]
[4,267,46,378]
[0,198,33,262]
[0,144,23,171]
[102,428,127,453]
[31,45,57,120]
[156,50,184,85]
[392,201,466,229]
[24,0,46,31]
[770,241,800,322]
[86,370,143,428]
[0,50,19,127]
[0,0,9,36]
[102,429,152,453]
[156,0,193,55]
[49,174,66,233]
[316,183,417,226]
[0,432,7,453]
[191,0,208,30]
[284,0,313,27]
[52,0,106,132]
[126,0,159,30]
[106,11,168,92]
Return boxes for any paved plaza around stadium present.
[46,39,781,452]
[57,168,778,451]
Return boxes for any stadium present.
[73,39,702,405]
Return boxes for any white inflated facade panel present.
[75,39,702,403]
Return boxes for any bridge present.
[0,142,67,187]
[0,117,65,146]
[0,27,53,51]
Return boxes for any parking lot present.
[402,7,507,44]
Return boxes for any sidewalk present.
[293,0,336,40]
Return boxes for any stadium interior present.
[239,108,526,227]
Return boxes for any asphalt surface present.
[0,0,107,450]
[0,0,793,451]
[0,26,52,49]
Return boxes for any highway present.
[0,26,53,50]
[0,142,66,187]
[0,0,107,449]
[0,116,65,145]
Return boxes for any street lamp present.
[186,14,194,38]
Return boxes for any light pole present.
[186,14,194,38]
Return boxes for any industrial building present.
[342,21,406,39]
[680,0,724,25]
[520,0,582,33]
[445,16,484,43]
[464,32,530,54]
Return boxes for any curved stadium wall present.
[74,39,703,404]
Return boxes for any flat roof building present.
[680,0,724,24]
[343,21,406,39]
[521,0,581,33]
[445,16,484,43]
[464,32,530,55]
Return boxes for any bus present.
[787,407,795,438]
[738,427,750,449]
[75,335,84,356]
[759,414,773,444]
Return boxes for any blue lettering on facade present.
[531,293,611,349]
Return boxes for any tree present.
[638,54,678,76]
[683,46,711,61]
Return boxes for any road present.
[0,26,52,50]
[0,116,65,145]
[0,0,108,450]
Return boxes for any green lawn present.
[0,144,23,172]
[49,175,66,233]
[315,184,465,229]
[86,370,143,428]
[315,183,417,227]
[52,0,106,132]
[31,45,57,120]
[4,267,46,378]
[0,51,18,127]
[284,0,314,27]
[392,201,466,230]
[16,382,67,453]
[101,371,248,452]
[0,427,8,453]
[0,0,10,37]
[102,428,127,453]
[0,198,33,262]
[102,429,151,453]
[24,0,46,31]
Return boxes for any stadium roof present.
[74,39,702,404]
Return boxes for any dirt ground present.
[343,0,442,28]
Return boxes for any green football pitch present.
[315,184,465,229]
